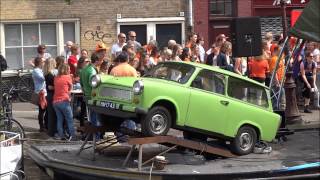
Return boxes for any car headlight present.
[90,75,101,88]
[133,80,144,95]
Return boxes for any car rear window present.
[227,77,269,108]
[144,62,195,84]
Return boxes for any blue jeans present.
[53,101,75,138]
[89,109,101,140]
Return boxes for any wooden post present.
[138,145,143,171]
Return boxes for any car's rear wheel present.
[141,106,171,136]
[231,126,257,155]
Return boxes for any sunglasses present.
[130,36,136,38]
[120,36,126,39]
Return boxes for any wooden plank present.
[128,136,171,145]
[127,136,237,158]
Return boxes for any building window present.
[63,22,75,44]
[120,25,147,46]
[209,0,234,16]
[1,20,78,69]
[117,17,185,50]
[4,23,57,69]
[156,24,182,49]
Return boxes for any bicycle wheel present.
[0,80,11,94]
[17,74,34,102]
[0,118,25,139]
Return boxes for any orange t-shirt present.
[53,75,72,104]
[249,59,270,79]
[110,63,138,77]
[269,56,285,81]
[185,42,192,48]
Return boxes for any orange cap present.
[95,42,108,52]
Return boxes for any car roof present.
[160,61,269,89]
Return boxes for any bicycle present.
[0,87,25,139]
[0,70,34,102]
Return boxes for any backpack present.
[0,55,8,71]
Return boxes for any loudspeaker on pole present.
[231,17,262,57]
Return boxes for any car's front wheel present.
[141,106,172,136]
[231,126,257,155]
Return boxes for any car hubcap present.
[239,132,253,151]
[150,113,166,134]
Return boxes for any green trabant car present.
[88,61,281,155]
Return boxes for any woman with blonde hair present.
[43,58,58,137]
[216,41,233,71]
[53,64,75,140]
[171,44,183,61]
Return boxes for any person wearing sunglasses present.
[111,33,127,61]
[300,51,317,113]
[127,31,141,52]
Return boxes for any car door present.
[185,69,229,135]
[224,76,277,139]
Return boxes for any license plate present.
[99,101,120,109]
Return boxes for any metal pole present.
[277,39,302,108]
[281,1,288,39]
[269,36,289,90]
[0,69,2,107]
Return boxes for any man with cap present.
[206,34,228,55]
[215,34,228,48]
[95,42,108,71]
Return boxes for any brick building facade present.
[0,0,188,69]
[194,0,308,49]
[0,0,309,70]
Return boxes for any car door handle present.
[220,100,229,106]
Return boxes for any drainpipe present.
[188,0,193,29]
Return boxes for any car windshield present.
[144,62,195,84]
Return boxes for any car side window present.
[227,77,269,108]
[191,70,225,95]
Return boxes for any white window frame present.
[0,18,80,68]
[117,17,185,45]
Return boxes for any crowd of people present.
[30,30,320,140]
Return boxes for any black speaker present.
[231,17,262,57]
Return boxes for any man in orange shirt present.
[269,45,285,86]
[110,52,138,77]
[110,51,138,141]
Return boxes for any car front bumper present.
[87,100,148,119]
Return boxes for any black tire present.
[0,118,25,139]
[17,75,34,102]
[141,106,172,136]
[231,126,257,155]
